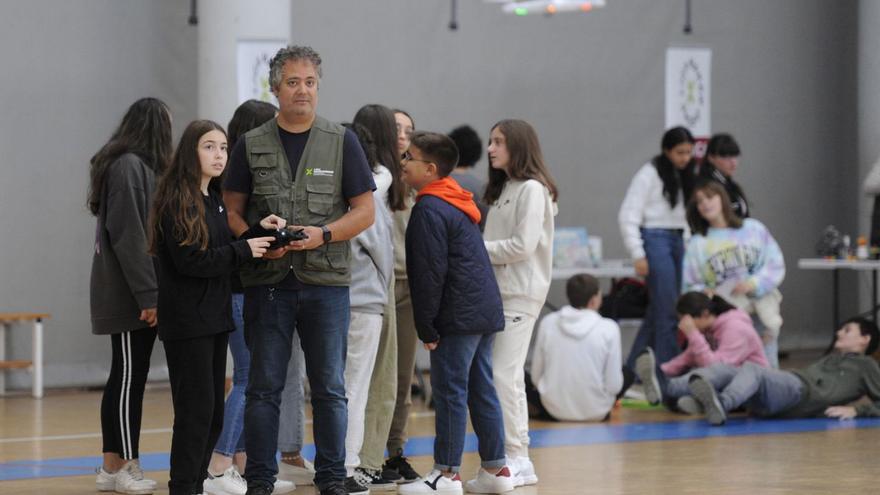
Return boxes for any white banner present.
[665,47,711,137]
[237,39,287,105]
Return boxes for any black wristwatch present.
[321,225,332,243]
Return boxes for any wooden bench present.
[0,312,49,398]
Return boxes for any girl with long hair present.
[377,108,425,485]
[90,97,171,495]
[683,181,786,367]
[618,126,695,373]
[482,119,558,486]
[348,105,416,490]
[634,291,769,410]
[149,120,276,495]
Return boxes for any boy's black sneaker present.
[319,480,349,495]
[384,453,421,482]
[344,476,370,495]
[354,467,397,492]
[245,485,273,495]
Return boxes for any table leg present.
[874,270,878,323]
[0,323,6,395]
[833,269,840,329]
[33,318,43,399]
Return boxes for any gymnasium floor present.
[2,371,879,494]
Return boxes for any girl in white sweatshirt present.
[483,119,558,487]
[618,126,695,373]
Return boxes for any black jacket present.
[405,195,504,343]
[156,190,252,341]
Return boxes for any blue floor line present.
[2,417,879,482]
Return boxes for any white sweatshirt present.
[483,179,557,318]
[531,306,623,421]
[618,162,688,260]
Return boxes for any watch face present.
[323,227,331,242]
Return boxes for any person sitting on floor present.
[635,291,768,410]
[686,317,880,425]
[527,274,623,421]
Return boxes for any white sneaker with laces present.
[277,458,315,486]
[510,457,538,487]
[111,460,157,495]
[464,466,515,494]
[204,466,247,495]
[96,466,117,492]
[399,469,463,495]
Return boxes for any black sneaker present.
[344,476,370,495]
[245,484,273,495]
[319,481,348,495]
[380,467,404,484]
[354,467,396,492]
[384,453,421,482]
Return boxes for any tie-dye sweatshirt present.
[683,218,785,298]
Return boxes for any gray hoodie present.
[349,167,393,314]
[90,153,158,335]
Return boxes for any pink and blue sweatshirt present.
[683,218,785,298]
[660,308,769,376]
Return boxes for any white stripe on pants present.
[492,311,537,459]
[119,331,133,459]
[344,311,384,475]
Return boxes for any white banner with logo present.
[665,47,711,138]
[237,39,287,105]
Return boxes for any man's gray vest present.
[239,116,350,287]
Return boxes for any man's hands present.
[825,406,857,420]
[424,340,439,351]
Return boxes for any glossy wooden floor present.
[2,382,878,494]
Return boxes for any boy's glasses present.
[402,151,432,165]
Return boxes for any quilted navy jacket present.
[405,194,504,343]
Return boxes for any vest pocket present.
[303,243,348,273]
[306,182,335,215]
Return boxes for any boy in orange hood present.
[399,132,514,495]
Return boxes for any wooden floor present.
[2,382,879,494]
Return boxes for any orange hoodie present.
[416,176,482,224]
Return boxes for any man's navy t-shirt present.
[223,122,376,288]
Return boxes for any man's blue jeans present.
[430,332,506,473]
[626,228,684,370]
[243,285,349,490]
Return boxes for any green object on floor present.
[620,398,664,410]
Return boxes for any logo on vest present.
[311,168,334,177]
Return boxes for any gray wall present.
[0,0,198,387]
[0,0,863,388]
[292,0,858,350]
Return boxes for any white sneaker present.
[273,479,296,494]
[464,467,514,494]
[204,466,247,495]
[100,460,156,495]
[510,457,538,487]
[277,458,315,486]
[399,470,463,495]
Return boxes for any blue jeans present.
[712,362,803,416]
[430,332,506,473]
[626,228,684,370]
[213,293,249,456]
[243,285,350,490]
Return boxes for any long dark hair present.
[652,126,695,209]
[343,122,378,172]
[354,104,406,211]
[686,181,744,235]
[676,292,736,317]
[228,99,277,150]
[88,97,172,215]
[484,119,558,205]
[149,120,227,254]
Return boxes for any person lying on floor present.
[635,291,768,410]
[685,317,880,425]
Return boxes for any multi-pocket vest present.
[239,116,350,287]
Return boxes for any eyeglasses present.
[402,151,432,165]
